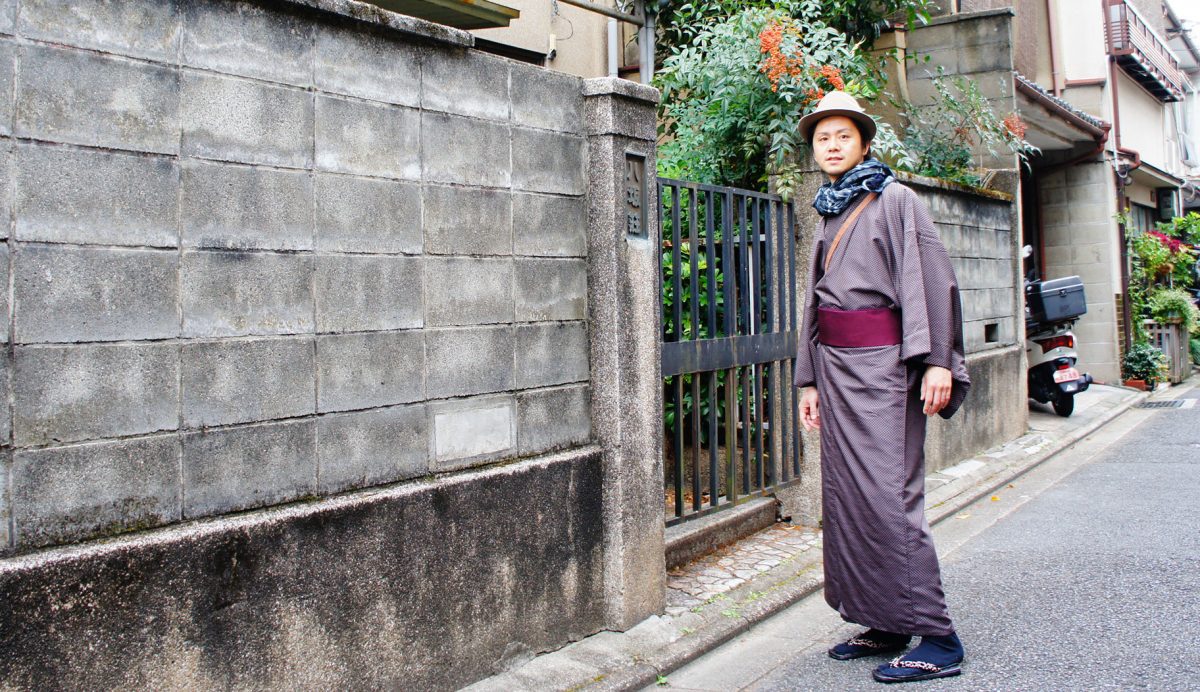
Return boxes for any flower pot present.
[1123,378,1148,391]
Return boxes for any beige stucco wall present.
[1057,0,1107,82]
[471,0,617,78]
[1119,72,1172,170]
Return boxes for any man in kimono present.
[792,91,971,684]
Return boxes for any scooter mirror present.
[1022,245,1033,258]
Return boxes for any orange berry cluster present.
[758,21,805,93]
[1002,112,1028,139]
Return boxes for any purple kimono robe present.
[793,182,970,636]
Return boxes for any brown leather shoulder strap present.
[823,191,878,273]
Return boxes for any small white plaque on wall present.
[434,402,514,462]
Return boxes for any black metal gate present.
[659,178,802,526]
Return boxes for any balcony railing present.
[1105,0,1184,102]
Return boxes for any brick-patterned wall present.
[0,0,593,554]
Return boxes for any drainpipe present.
[1045,0,1064,95]
[607,18,618,78]
[1109,53,1135,353]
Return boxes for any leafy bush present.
[656,4,897,191]
[1147,287,1200,332]
[898,68,1038,186]
[1191,337,1200,366]
[1122,341,1168,387]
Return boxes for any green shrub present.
[1147,287,1199,332]
[1122,342,1168,388]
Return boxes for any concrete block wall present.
[906,9,1018,172]
[0,0,593,555]
[1038,162,1122,382]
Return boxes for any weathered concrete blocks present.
[422,112,510,188]
[961,287,1015,322]
[515,259,587,322]
[511,64,583,134]
[15,245,179,344]
[181,73,312,168]
[517,385,590,456]
[423,185,512,256]
[16,144,179,248]
[515,322,589,389]
[15,45,180,154]
[11,435,180,549]
[317,404,428,493]
[182,338,315,428]
[182,251,313,337]
[13,343,179,447]
[316,331,424,413]
[315,23,420,107]
[182,420,316,518]
[422,48,509,121]
[181,161,312,251]
[0,0,13,34]
[181,0,312,87]
[314,175,421,254]
[513,193,587,257]
[430,394,516,471]
[424,257,513,327]
[315,96,420,180]
[18,0,182,61]
[512,128,585,195]
[0,143,10,240]
[314,255,422,333]
[0,453,9,550]
[426,326,514,399]
[0,349,10,443]
[0,39,12,136]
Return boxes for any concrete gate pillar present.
[582,78,666,629]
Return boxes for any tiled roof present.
[1015,72,1109,130]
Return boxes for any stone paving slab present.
[462,383,1149,692]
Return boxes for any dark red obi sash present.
[816,306,902,348]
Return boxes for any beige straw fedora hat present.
[798,91,877,144]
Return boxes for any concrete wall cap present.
[582,77,660,104]
[920,7,1014,28]
[280,0,473,48]
[895,170,1016,202]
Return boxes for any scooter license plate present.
[1053,367,1080,384]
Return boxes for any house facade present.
[941,0,1200,381]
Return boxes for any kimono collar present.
[812,158,895,217]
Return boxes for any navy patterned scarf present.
[812,158,895,217]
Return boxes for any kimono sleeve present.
[792,230,825,388]
[892,186,971,419]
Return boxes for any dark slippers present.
[827,629,912,661]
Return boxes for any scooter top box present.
[1028,275,1087,324]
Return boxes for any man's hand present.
[800,386,820,431]
[921,365,952,416]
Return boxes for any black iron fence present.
[659,178,802,526]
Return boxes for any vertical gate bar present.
[788,203,802,478]
[708,370,719,506]
[691,373,702,511]
[761,198,773,335]
[724,369,737,503]
[722,191,736,339]
[749,200,765,489]
[705,191,718,338]
[775,200,790,483]
[688,185,700,342]
[737,195,750,337]
[668,183,686,517]
[762,200,777,488]
[740,365,751,493]
[674,375,685,517]
[670,185,683,343]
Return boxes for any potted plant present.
[1121,342,1168,390]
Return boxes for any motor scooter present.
[1023,247,1093,417]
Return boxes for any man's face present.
[812,115,868,181]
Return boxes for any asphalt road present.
[651,385,1200,691]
